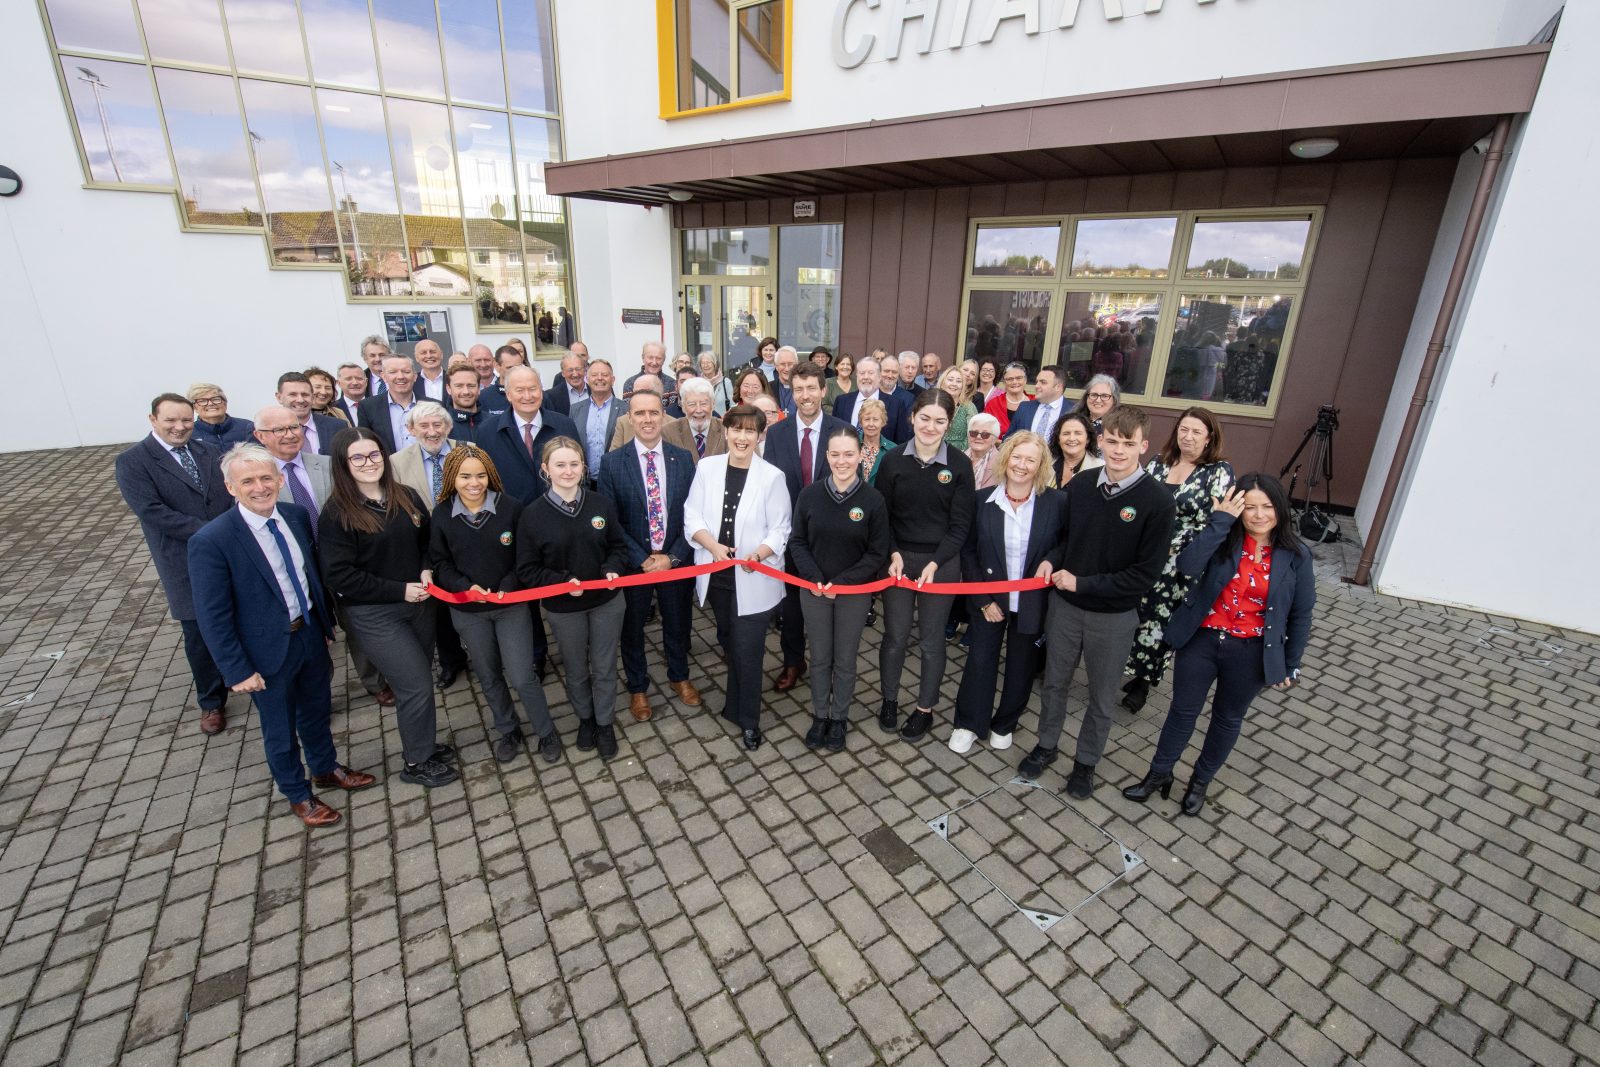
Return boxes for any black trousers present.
[622,578,695,692]
[1151,630,1266,783]
[953,605,1040,737]
[779,583,807,669]
[179,617,227,711]
[707,579,773,732]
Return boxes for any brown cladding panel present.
[724,201,746,227]
[925,186,972,358]
[747,200,770,226]
[1043,178,1087,214]
[1220,167,1280,208]
[1128,172,1178,211]
[1083,175,1133,213]
[864,192,906,354]
[1275,163,1338,206]
[1172,169,1225,210]
[839,193,877,358]
[895,189,938,352]
[702,202,725,227]
[1004,182,1047,216]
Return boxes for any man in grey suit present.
[571,358,622,482]
[116,393,234,733]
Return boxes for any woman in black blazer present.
[951,431,1066,754]
[1122,473,1316,816]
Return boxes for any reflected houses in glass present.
[388,98,472,300]
[240,79,337,264]
[1070,217,1177,279]
[512,115,573,348]
[61,58,173,186]
[155,68,261,226]
[971,224,1059,277]
[1185,217,1312,281]
[454,108,530,328]
[736,0,784,99]
[318,89,409,294]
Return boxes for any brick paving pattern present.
[1,444,1598,1065]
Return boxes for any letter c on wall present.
[833,0,879,69]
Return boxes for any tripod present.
[1279,405,1340,543]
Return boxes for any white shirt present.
[419,371,447,401]
[239,503,310,623]
[1030,398,1061,437]
[1098,466,1146,496]
[150,432,199,474]
[633,437,669,551]
[991,489,1036,612]
[515,411,544,443]
[793,410,824,471]
[849,390,881,427]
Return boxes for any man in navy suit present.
[876,353,916,444]
[1004,364,1068,441]
[598,387,701,722]
[764,363,850,691]
[356,354,423,454]
[115,393,234,734]
[833,353,909,444]
[276,372,346,456]
[335,363,368,426]
[542,343,589,418]
[188,444,377,827]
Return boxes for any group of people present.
[116,330,1316,828]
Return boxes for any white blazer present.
[683,453,792,614]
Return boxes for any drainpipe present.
[1350,114,1512,587]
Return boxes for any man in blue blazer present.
[1004,365,1068,441]
[188,444,376,827]
[597,388,701,722]
[764,363,850,691]
[115,393,234,733]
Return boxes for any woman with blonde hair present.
[939,365,978,448]
[858,398,896,484]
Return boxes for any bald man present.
[414,339,448,403]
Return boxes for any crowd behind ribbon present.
[114,331,1316,829]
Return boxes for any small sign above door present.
[793,199,817,219]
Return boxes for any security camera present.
[1472,136,1492,155]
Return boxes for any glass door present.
[720,284,766,371]
[683,283,712,361]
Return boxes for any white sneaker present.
[948,728,977,754]
[988,732,1014,751]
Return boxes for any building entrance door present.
[679,282,771,373]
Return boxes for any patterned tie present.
[284,461,320,540]
[265,518,310,622]
[173,444,201,486]
[800,428,814,488]
[428,452,443,499]
[644,450,665,551]
[523,420,535,459]
[694,431,706,458]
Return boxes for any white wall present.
[1374,0,1600,635]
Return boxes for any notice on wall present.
[620,308,664,326]
[793,200,817,218]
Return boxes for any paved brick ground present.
[1,444,1598,1066]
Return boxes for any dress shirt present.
[565,383,587,407]
[273,455,318,505]
[421,442,453,498]
[633,437,670,553]
[991,488,1036,612]
[387,394,418,451]
[299,416,321,455]
[338,395,363,426]
[418,372,448,402]
[1097,466,1147,496]
[584,395,616,470]
[1030,399,1062,437]
[238,504,310,623]
[848,390,881,427]
[150,432,201,477]
[515,411,543,456]
[792,411,825,460]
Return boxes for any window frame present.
[956,208,1322,420]
[656,0,792,120]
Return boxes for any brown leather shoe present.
[629,693,653,722]
[373,688,396,706]
[290,797,341,827]
[199,708,225,734]
[311,765,377,791]
[669,680,702,707]
[774,664,805,692]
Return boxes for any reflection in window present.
[156,68,261,226]
[1071,217,1176,279]
[1185,217,1311,280]
[373,0,447,100]
[318,89,408,294]
[675,0,732,110]
[504,0,558,114]
[138,0,231,67]
[224,0,309,79]
[387,98,470,298]
[301,0,381,89]
[43,0,143,56]
[239,79,336,263]
[966,290,1052,374]
[683,228,772,276]
[454,109,529,327]
[1053,291,1162,394]
[62,59,174,185]
[776,224,842,352]
[511,116,572,349]
[440,0,506,107]
[1162,294,1293,405]
[971,225,1059,277]
[737,1,784,99]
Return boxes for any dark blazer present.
[187,503,333,685]
[1163,510,1317,685]
[596,439,695,567]
[961,486,1069,634]
[543,382,584,418]
[762,413,850,504]
[356,394,405,454]
[475,408,580,501]
[366,371,386,397]
[334,396,362,426]
[114,435,232,620]
[1003,398,1065,440]
[832,390,908,443]
[307,413,347,455]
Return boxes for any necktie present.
[694,431,706,458]
[173,444,201,486]
[523,420,535,459]
[1101,479,1118,499]
[265,518,310,622]
[284,461,321,540]
[644,450,665,551]
[800,428,814,488]
[428,452,443,499]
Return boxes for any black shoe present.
[825,721,846,752]
[899,710,933,742]
[431,743,458,765]
[1018,745,1057,779]
[865,605,877,628]
[537,731,563,764]
[1181,779,1210,817]
[804,719,827,749]
[435,666,460,690]
[944,621,961,643]
[1065,761,1096,800]
[1121,768,1173,803]
[1120,678,1150,713]
[492,731,524,764]
[399,757,459,788]
[878,701,899,734]
[743,728,763,751]
[576,718,597,752]
[596,724,618,761]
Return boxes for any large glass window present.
[42,0,575,334]
[663,0,792,118]
[776,224,842,353]
[683,228,772,276]
[959,212,1317,417]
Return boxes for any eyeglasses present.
[1087,392,1114,401]
[194,397,226,407]
[968,431,995,440]
[348,453,384,467]
[258,426,302,436]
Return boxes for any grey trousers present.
[450,604,554,740]
[878,551,959,711]
[545,595,626,726]
[799,591,873,721]
[1037,597,1140,767]
[343,601,439,765]
[334,599,386,694]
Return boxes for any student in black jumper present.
[875,389,976,742]
[950,431,1067,755]
[789,425,890,752]
[319,428,459,789]
[514,438,633,762]
[1025,405,1176,798]
[427,443,561,766]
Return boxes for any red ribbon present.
[426,558,1050,605]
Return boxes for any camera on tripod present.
[1280,404,1341,544]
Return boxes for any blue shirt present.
[584,396,614,471]
[387,395,418,452]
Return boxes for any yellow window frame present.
[657,0,793,120]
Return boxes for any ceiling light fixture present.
[1289,137,1340,160]
[667,189,693,202]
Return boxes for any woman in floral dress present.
[1122,408,1234,712]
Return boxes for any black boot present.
[1180,779,1210,817]
[878,700,899,734]
[1120,678,1150,712]
[1121,768,1173,803]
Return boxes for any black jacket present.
[961,486,1068,635]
